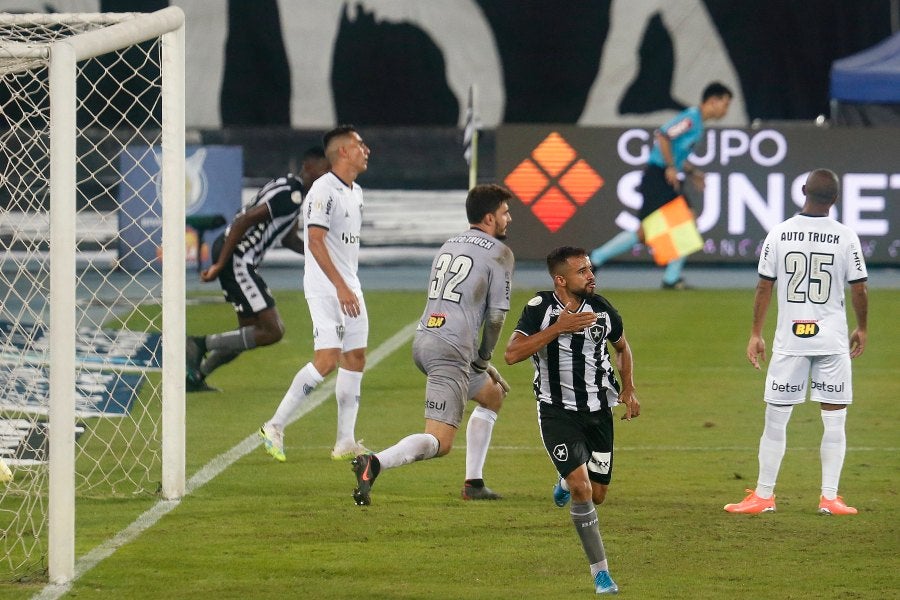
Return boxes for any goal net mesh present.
[0,13,170,579]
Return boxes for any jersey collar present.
[552,292,586,312]
[329,171,353,189]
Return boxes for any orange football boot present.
[724,489,776,514]
[818,495,857,515]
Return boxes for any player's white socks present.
[269,362,324,428]
[755,403,793,499]
[465,406,497,481]
[376,433,440,470]
[820,408,848,501]
[335,368,362,447]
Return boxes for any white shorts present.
[306,293,369,352]
[764,352,853,405]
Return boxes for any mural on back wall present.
[210,0,893,129]
[0,0,892,129]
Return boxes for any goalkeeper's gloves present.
[486,364,510,394]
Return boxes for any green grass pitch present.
[4,286,897,599]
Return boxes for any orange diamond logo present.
[531,132,576,177]
[504,132,604,231]
[504,159,548,206]
[531,188,576,233]
[559,159,604,205]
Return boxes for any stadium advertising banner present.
[497,126,900,265]
[118,145,242,272]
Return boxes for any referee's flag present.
[641,196,704,265]
[463,85,478,190]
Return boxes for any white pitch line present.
[487,445,900,452]
[287,444,899,453]
[32,321,419,600]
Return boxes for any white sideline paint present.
[32,320,419,600]
[289,444,897,453]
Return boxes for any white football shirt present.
[302,171,363,298]
[758,213,868,355]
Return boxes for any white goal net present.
[0,8,184,583]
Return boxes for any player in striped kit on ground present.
[186,146,329,392]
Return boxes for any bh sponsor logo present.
[341,231,360,244]
[792,321,819,337]
[426,313,446,328]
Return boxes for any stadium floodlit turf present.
[8,288,897,599]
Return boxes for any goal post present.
[159,5,187,505]
[48,36,78,587]
[0,8,185,584]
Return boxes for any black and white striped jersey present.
[513,291,624,412]
[231,174,305,267]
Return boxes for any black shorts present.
[538,401,614,484]
[212,236,276,316]
[638,164,681,220]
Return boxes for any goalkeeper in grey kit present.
[351,184,515,504]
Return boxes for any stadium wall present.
[201,124,899,268]
[1,1,893,129]
[184,0,893,128]
[1,124,897,266]
[496,125,900,265]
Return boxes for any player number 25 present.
[784,251,833,304]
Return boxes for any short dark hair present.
[302,146,326,161]
[546,246,588,276]
[702,81,733,102]
[466,184,512,224]
[805,168,840,204]
[323,124,358,150]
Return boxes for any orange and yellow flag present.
[641,196,703,266]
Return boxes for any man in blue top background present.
[589,82,733,289]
